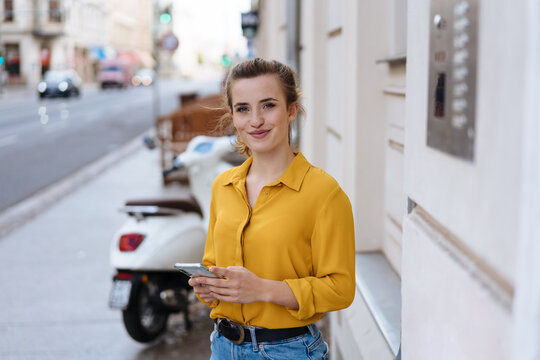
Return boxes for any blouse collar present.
[221,152,311,192]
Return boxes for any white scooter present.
[108,136,237,343]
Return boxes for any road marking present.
[60,109,69,120]
[43,119,69,134]
[0,134,18,148]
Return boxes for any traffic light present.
[160,8,171,24]
[221,55,232,68]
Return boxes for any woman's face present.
[231,74,298,157]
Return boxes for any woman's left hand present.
[192,266,266,304]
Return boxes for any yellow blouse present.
[201,152,356,329]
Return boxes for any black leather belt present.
[215,318,309,345]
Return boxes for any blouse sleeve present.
[284,187,356,321]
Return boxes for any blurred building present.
[253,0,539,359]
[0,0,153,86]
[171,1,249,78]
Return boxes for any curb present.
[0,129,151,239]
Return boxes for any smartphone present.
[174,263,221,278]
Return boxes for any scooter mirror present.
[162,162,184,178]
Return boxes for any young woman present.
[188,58,356,360]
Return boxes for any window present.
[4,0,14,22]
[49,0,62,22]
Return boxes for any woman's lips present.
[249,130,270,139]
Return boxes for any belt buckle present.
[229,320,245,345]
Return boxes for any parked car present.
[131,69,156,87]
[98,59,133,89]
[37,70,82,99]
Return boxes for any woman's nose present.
[249,110,264,128]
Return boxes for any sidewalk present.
[0,137,213,359]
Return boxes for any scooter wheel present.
[122,281,169,343]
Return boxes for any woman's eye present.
[235,107,248,113]
[263,103,275,109]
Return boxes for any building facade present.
[0,0,153,86]
[253,0,540,359]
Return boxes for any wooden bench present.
[156,94,234,184]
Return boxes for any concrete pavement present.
[0,134,213,359]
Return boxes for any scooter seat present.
[125,196,202,216]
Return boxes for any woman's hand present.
[192,266,264,304]
[191,266,299,308]
[188,277,217,303]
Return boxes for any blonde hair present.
[219,58,303,155]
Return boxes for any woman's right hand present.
[188,277,217,303]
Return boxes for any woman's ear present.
[288,102,299,121]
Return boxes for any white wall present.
[512,0,540,358]
[254,0,287,63]
[402,0,529,357]
[402,209,512,359]
[298,0,389,252]
[404,0,524,289]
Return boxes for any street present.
[0,78,221,213]
[0,78,222,359]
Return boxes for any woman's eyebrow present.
[259,97,278,103]
[233,102,249,107]
[233,98,278,107]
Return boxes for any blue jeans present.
[209,323,329,360]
